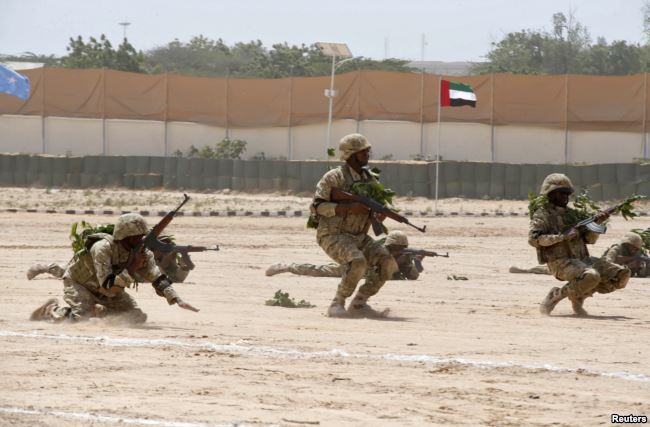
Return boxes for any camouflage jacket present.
[603,243,635,264]
[64,233,179,303]
[312,164,377,239]
[528,204,599,264]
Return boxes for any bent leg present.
[288,263,344,278]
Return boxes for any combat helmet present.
[622,232,643,250]
[540,173,574,196]
[385,230,408,247]
[113,213,148,241]
[339,133,371,161]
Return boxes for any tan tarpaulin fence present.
[0,68,647,132]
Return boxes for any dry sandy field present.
[1,188,649,426]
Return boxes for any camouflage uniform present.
[31,214,183,323]
[312,134,398,316]
[529,174,630,316]
[603,233,649,278]
[512,233,645,276]
[266,257,420,280]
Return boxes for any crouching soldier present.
[311,133,398,317]
[529,173,630,316]
[30,213,199,323]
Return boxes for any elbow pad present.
[152,274,173,297]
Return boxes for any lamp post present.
[316,42,353,158]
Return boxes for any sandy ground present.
[1,188,649,426]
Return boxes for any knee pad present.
[379,256,398,281]
[616,268,631,289]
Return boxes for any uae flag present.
[440,80,476,107]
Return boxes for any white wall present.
[495,126,566,164]
[0,115,43,153]
[167,121,226,155]
[569,131,644,164]
[45,117,103,155]
[0,114,647,164]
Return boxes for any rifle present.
[330,187,426,235]
[398,248,449,258]
[125,193,191,273]
[562,202,628,236]
[146,240,219,270]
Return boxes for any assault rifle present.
[563,201,632,236]
[397,248,449,258]
[126,193,219,274]
[330,187,427,236]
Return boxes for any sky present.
[0,0,646,62]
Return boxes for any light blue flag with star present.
[0,64,30,100]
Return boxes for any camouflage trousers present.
[548,256,630,298]
[286,263,344,277]
[48,278,146,323]
[318,233,397,304]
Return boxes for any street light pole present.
[325,54,336,157]
[316,42,352,159]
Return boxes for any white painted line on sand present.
[1,330,648,383]
[0,406,257,427]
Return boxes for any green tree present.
[60,34,146,72]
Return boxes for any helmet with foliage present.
[540,173,574,196]
[385,230,408,247]
[339,133,371,161]
[622,232,643,250]
[113,213,148,241]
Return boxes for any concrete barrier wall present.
[1,153,649,201]
[2,114,649,164]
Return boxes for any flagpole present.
[435,75,441,213]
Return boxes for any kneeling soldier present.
[529,174,630,316]
[31,213,199,323]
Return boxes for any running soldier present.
[529,173,630,316]
[30,213,199,323]
[311,133,398,317]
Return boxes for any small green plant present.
[70,221,114,255]
[265,290,315,308]
[327,148,336,158]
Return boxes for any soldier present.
[27,235,191,283]
[529,173,630,316]
[311,133,398,317]
[603,232,649,277]
[266,230,423,280]
[511,233,648,277]
[30,213,199,323]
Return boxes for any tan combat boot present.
[30,298,59,321]
[568,295,588,317]
[26,264,49,280]
[539,287,565,315]
[326,298,347,317]
[347,293,389,317]
[265,263,290,277]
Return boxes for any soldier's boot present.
[26,264,50,280]
[568,294,588,317]
[30,298,59,321]
[347,292,389,317]
[326,298,347,318]
[265,263,290,277]
[539,286,566,315]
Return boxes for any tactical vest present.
[316,165,374,238]
[65,233,127,297]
